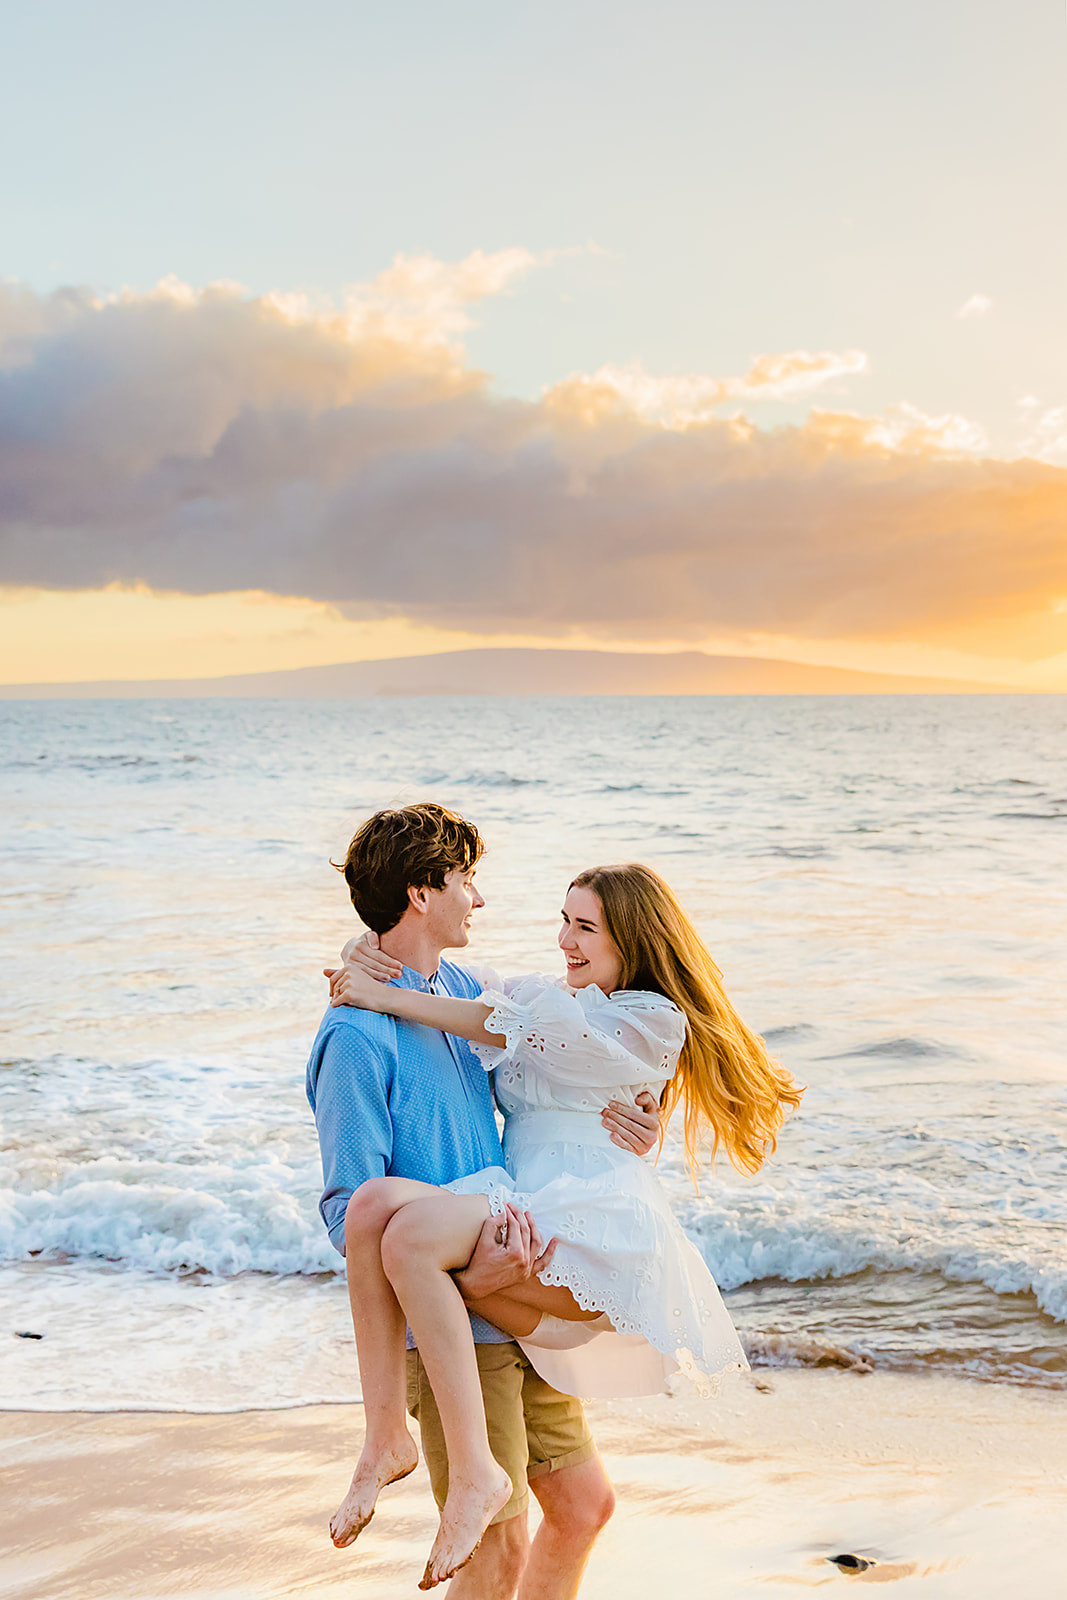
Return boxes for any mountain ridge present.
[0,648,1027,698]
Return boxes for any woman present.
[329,863,802,1590]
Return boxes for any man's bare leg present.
[381,1196,515,1588]
[443,1516,530,1600]
[521,1456,616,1600]
[331,1176,445,1547]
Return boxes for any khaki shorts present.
[407,1342,595,1523]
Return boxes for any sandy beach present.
[4,1369,1065,1599]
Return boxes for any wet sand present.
[3,1369,1065,1598]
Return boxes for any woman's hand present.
[601,1091,662,1156]
[339,929,404,983]
[324,961,393,1013]
[324,930,402,1010]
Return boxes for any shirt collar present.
[394,963,439,994]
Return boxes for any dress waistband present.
[503,1110,615,1148]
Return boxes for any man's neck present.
[377,924,445,981]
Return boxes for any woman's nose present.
[559,925,574,949]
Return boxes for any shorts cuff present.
[489,1487,530,1525]
[525,1438,597,1482]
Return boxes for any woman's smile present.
[558,884,623,993]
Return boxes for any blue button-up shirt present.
[306,958,509,1343]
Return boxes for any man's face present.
[423,864,485,949]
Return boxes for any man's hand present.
[453,1203,558,1303]
[601,1090,662,1156]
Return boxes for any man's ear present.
[407,883,431,916]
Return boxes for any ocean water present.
[1,694,1065,1411]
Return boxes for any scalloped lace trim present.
[535,1256,749,1400]
[482,992,550,1056]
[468,990,548,1070]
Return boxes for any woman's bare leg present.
[380,1196,515,1589]
[337,1183,607,1573]
[331,1176,445,1548]
[462,1279,606,1339]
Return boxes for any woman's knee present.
[344,1176,402,1248]
[379,1203,447,1286]
[379,1202,431,1282]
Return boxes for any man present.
[307,802,660,1600]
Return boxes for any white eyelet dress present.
[443,973,749,1400]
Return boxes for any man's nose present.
[471,887,485,908]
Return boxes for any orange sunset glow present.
[2,267,1065,692]
[2,4,1064,694]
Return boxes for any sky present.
[1,0,1065,687]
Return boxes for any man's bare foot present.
[330,1436,420,1548]
[418,1466,512,1589]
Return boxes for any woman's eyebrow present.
[562,909,599,928]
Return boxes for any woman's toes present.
[329,1441,419,1548]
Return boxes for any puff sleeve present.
[470,973,684,1091]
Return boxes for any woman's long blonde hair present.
[571,864,803,1179]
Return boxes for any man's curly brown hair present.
[336,802,485,934]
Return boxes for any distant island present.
[0,648,1024,699]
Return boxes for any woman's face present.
[558,885,623,993]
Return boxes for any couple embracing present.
[307,803,800,1596]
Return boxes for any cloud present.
[956,293,993,320]
[1,266,1064,649]
[856,401,990,457]
[544,349,867,426]
[337,247,539,343]
[1017,404,1067,467]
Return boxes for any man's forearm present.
[454,1257,498,1303]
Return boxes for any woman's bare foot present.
[330,1435,420,1548]
[418,1466,512,1589]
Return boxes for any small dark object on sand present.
[15,1331,44,1340]
[829,1553,873,1573]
